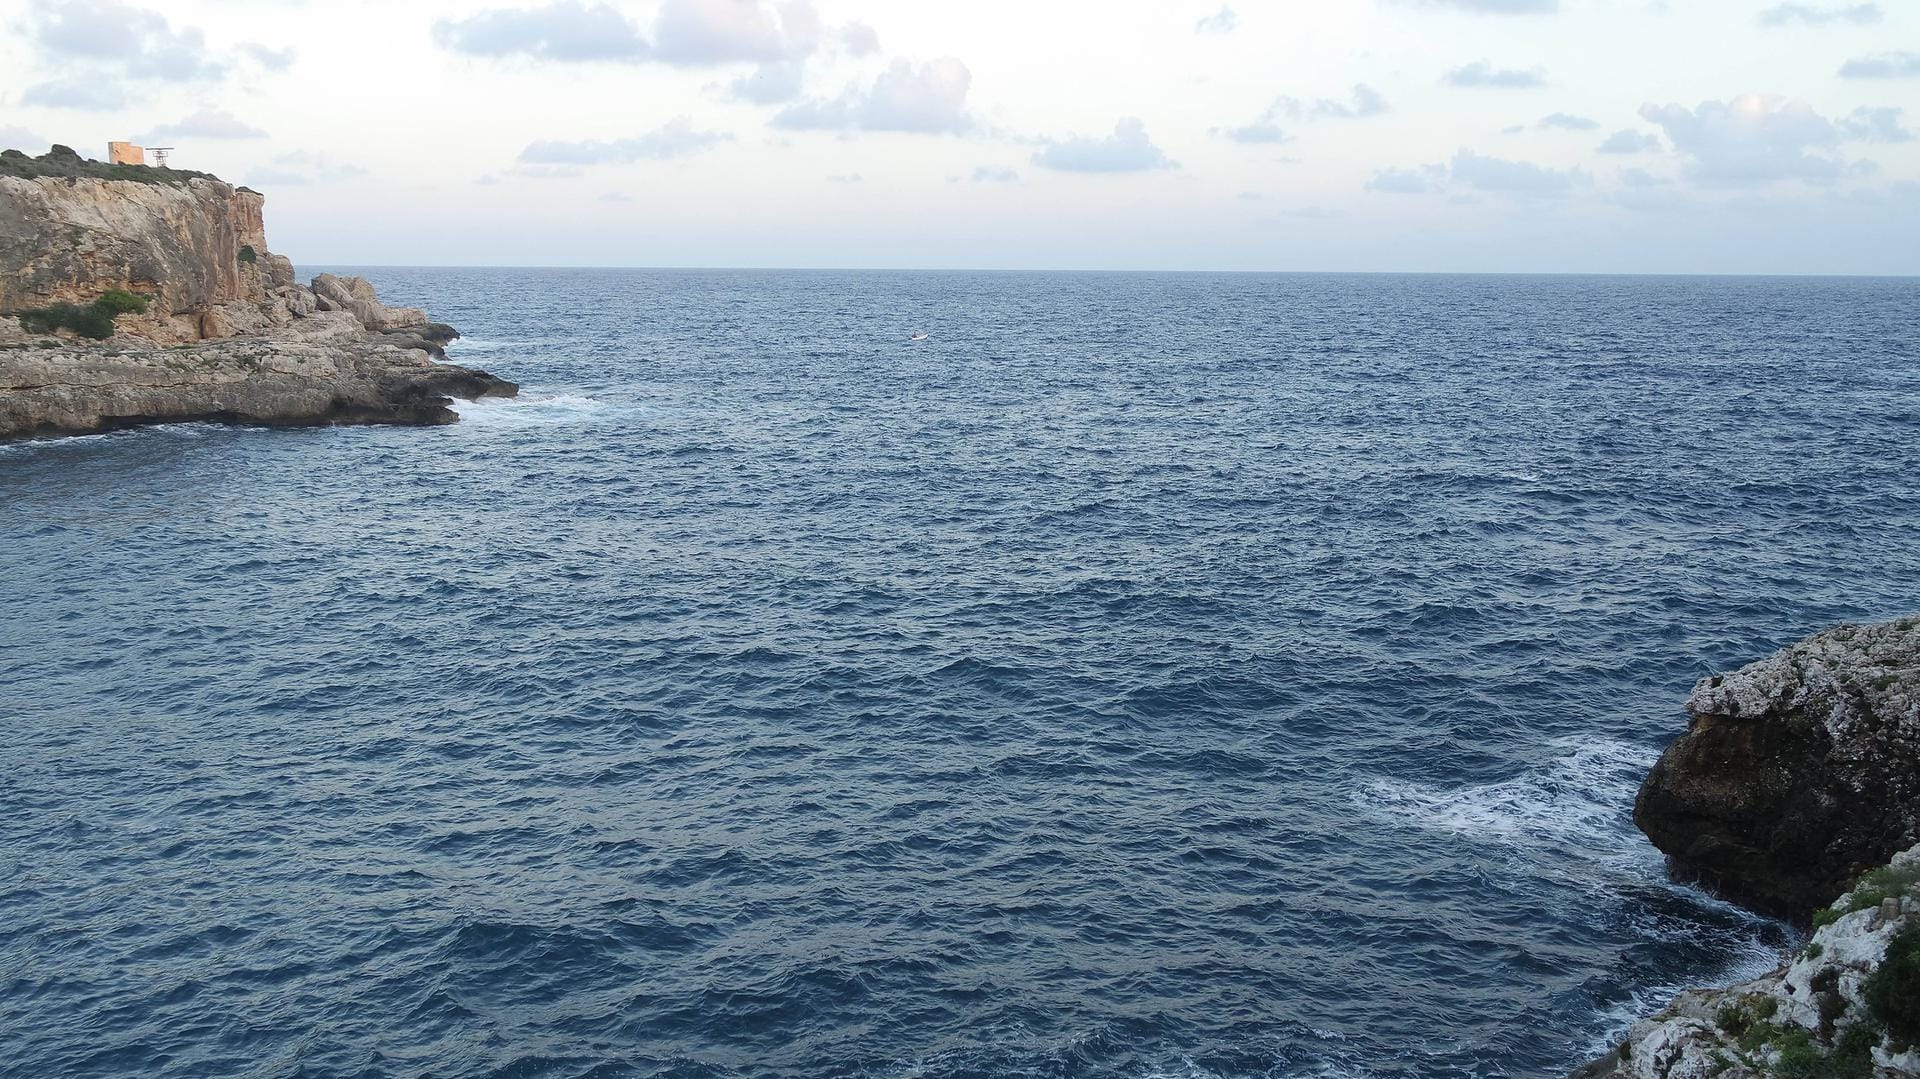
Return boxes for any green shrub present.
[13,289,150,340]
[238,244,257,264]
[1865,925,1920,1043]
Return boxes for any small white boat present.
[909,332,930,342]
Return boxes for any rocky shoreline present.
[0,147,515,441]
[1576,619,1920,1079]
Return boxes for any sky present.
[1,0,1918,272]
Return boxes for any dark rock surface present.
[1635,618,1920,919]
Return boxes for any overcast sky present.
[2,0,1917,272]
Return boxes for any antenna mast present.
[148,147,175,169]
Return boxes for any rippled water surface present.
[4,270,1919,1079]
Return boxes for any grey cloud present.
[773,58,973,134]
[1638,94,1843,184]
[138,109,270,141]
[21,77,128,110]
[1839,106,1914,143]
[1449,149,1583,195]
[1443,61,1547,88]
[31,0,228,81]
[1839,52,1920,79]
[433,2,650,61]
[1539,112,1598,130]
[1756,3,1880,26]
[1597,129,1661,153]
[1195,6,1238,33]
[1032,118,1176,173]
[518,118,733,164]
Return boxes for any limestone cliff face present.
[0,175,281,320]
[0,149,515,439]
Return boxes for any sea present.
[2,270,1917,1079]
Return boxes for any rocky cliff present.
[1636,619,1920,918]
[1574,845,1920,1079]
[0,146,514,439]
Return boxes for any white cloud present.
[653,0,814,65]
[519,117,733,163]
[1195,6,1238,33]
[1597,129,1662,153]
[432,2,650,61]
[1391,0,1557,12]
[1449,149,1584,195]
[728,60,807,104]
[138,109,270,141]
[1033,117,1176,173]
[1839,52,1920,79]
[1367,165,1447,193]
[247,151,367,187]
[1839,106,1914,143]
[1756,3,1880,26]
[0,126,51,152]
[972,165,1020,182]
[1443,61,1547,88]
[1638,94,1843,184]
[773,58,973,134]
[1539,112,1598,130]
[1220,84,1386,143]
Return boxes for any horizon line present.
[293,263,1920,279]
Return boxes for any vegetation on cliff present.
[13,289,150,340]
[0,145,221,186]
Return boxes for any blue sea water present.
[3,270,1918,1079]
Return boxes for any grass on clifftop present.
[0,145,221,186]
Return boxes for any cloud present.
[1839,106,1914,143]
[29,0,228,81]
[1366,151,1581,195]
[1617,167,1669,187]
[1390,0,1557,11]
[1366,165,1447,194]
[518,117,733,164]
[827,172,862,183]
[1839,52,1920,79]
[1449,149,1583,195]
[1539,112,1599,130]
[432,2,650,61]
[1443,61,1547,88]
[433,0,856,69]
[1195,6,1238,33]
[1033,118,1176,173]
[0,126,50,152]
[1220,84,1387,142]
[1597,129,1662,153]
[240,44,296,71]
[773,58,973,134]
[971,165,1019,182]
[138,109,270,141]
[1638,94,1843,184]
[728,60,806,104]
[247,151,367,187]
[20,77,128,110]
[1756,3,1880,26]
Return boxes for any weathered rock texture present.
[1571,844,1920,1079]
[1635,619,1920,919]
[0,148,515,439]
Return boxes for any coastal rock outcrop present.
[0,146,515,439]
[1635,619,1920,919]
[1572,844,1920,1079]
